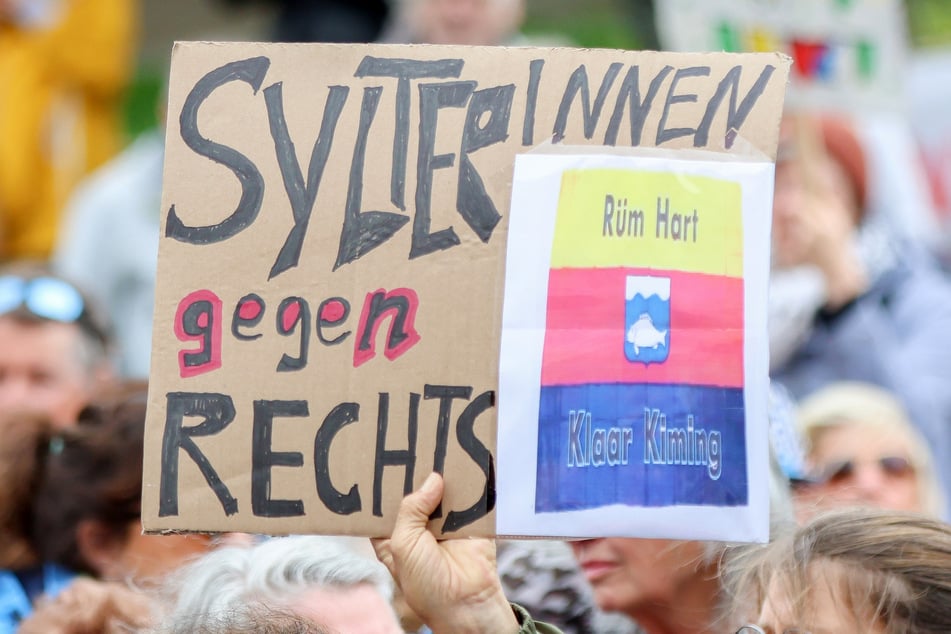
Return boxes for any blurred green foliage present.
[523,0,653,50]
[906,0,951,47]
[122,65,164,139]
[524,8,639,50]
[525,0,951,50]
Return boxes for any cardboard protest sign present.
[497,151,774,541]
[142,42,789,538]
[655,0,907,112]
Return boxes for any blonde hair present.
[796,382,945,517]
[726,508,951,633]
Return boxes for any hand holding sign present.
[372,473,518,634]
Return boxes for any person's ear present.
[76,519,125,578]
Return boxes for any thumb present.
[392,472,443,544]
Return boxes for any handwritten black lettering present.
[553,62,624,142]
[604,65,673,146]
[275,297,310,372]
[335,87,410,269]
[160,392,238,517]
[314,402,362,515]
[411,81,475,258]
[316,297,351,346]
[355,57,465,210]
[457,84,513,242]
[656,66,711,145]
[252,400,307,517]
[373,392,419,517]
[166,57,269,244]
[522,59,544,146]
[264,82,349,279]
[424,385,472,518]
[695,64,775,149]
[442,390,496,533]
[232,293,265,341]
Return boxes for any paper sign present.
[655,0,907,112]
[497,152,774,541]
[142,42,789,538]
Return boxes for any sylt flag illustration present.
[536,168,748,512]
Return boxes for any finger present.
[390,472,443,562]
[372,537,396,577]
[393,472,444,537]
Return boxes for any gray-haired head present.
[155,536,396,633]
[158,605,329,634]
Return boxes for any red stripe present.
[541,267,744,388]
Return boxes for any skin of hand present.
[18,577,154,634]
[773,158,869,310]
[372,472,519,634]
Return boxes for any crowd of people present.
[3,0,951,632]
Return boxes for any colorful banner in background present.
[497,152,775,541]
[536,168,747,512]
[654,0,907,112]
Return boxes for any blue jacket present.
[774,250,951,508]
[0,565,75,633]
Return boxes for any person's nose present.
[850,462,887,498]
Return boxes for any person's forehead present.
[776,153,851,187]
[0,315,84,358]
[291,584,401,632]
[812,421,916,457]
[759,563,873,634]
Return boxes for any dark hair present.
[27,381,147,575]
[0,412,51,568]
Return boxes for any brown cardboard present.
[143,42,790,537]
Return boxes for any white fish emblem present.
[626,313,667,355]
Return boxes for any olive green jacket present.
[513,604,563,634]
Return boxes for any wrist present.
[427,589,519,634]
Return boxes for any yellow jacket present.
[0,0,136,260]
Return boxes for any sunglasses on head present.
[0,274,106,344]
[818,455,915,485]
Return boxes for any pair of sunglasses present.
[0,275,107,344]
[816,455,915,485]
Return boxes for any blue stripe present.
[535,383,748,511]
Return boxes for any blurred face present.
[0,317,92,427]
[413,0,522,45]
[771,156,856,269]
[795,422,922,518]
[570,538,708,616]
[290,584,402,634]
[104,523,214,583]
[750,567,885,634]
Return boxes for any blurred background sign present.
[654,0,908,112]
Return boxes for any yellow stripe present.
[550,168,743,277]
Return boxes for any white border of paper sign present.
[496,150,774,542]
